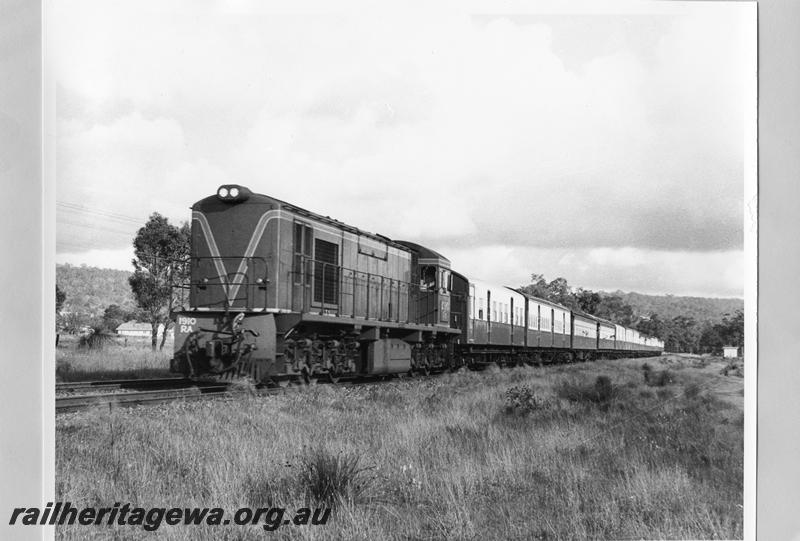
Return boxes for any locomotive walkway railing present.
[171,256,269,312]
[171,255,442,326]
[289,257,438,325]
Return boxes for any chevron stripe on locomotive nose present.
[192,210,281,305]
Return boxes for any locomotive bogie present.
[172,311,277,380]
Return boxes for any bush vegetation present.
[642,363,675,387]
[56,334,173,381]
[56,356,743,539]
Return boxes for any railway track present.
[56,355,661,413]
[56,377,193,394]
[55,375,375,413]
[56,384,241,413]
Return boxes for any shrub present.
[684,382,701,399]
[641,363,652,383]
[557,376,617,405]
[645,368,674,387]
[503,385,544,415]
[721,361,743,377]
[594,376,614,401]
[297,447,373,507]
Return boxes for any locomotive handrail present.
[175,253,450,327]
[290,255,439,326]
[173,256,269,312]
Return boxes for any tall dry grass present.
[56,356,743,540]
[56,334,174,381]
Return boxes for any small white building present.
[116,322,167,338]
[722,346,739,358]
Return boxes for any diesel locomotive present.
[170,185,663,383]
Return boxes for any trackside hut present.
[116,322,168,338]
[723,346,739,358]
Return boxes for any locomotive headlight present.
[216,184,251,202]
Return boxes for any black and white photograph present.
[2,0,765,539]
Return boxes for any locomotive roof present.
[393,241,451,264]
[193,189,412,253]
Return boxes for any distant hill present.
[56,264,136,317]
[55,263,744,328]
[606,290,743,323]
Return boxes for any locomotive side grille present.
[314,239,339,305]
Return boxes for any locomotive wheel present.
[301,371,319,385]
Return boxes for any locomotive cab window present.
[440,269,452,293]
[420,266,437,291]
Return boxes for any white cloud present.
[445,245,743,298]
[52,2,752,296]
[56,247,135,272]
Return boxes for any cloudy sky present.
[53,1,754,298]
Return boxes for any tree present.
[56,284,66,313]
[518,274,580,309]
[519,273,551,299]
[594,295,635,326]
[696,310,744,354]
[61,311,89,334]
[56,284,67,345]
[575,288,601,314]
[129,213,190,350]
[719,310,744,349]
[698,322,724,354]
[666,315,701,353]
[102,304,132,333]
[545,277,576,308]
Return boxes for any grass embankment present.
[56,355,743,540]
[56,334,174,382]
